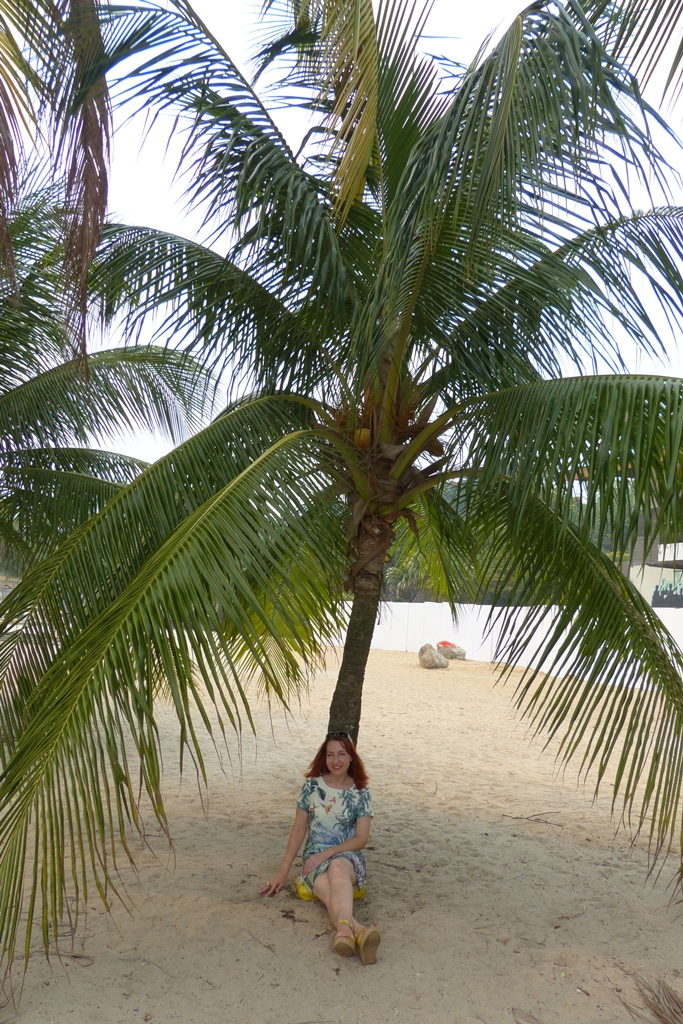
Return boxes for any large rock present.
[437,642,466,661]
[419,643,449,669]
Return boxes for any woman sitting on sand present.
[259,732,381,965]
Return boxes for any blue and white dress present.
[296,776,373,894]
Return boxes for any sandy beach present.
[14,650,683,1024]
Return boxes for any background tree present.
[0,173,211,571]
[2,0,683,973]
[0,0,121,346]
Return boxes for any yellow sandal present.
[333,919,356,957]
[355,924,381,965]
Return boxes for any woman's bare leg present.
[312,871,332,914]
[313,860,380,962]
[312,859,360,936]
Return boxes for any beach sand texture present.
[15,650,683,1024]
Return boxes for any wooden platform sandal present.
[354,924,381,965]
[333,920,356,957]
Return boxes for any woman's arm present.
[302,816,372,876]
[258,807,308,896]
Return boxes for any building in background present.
[628,526,683,608]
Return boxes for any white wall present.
[370,602,500,661]
[370,601,683,665]
[645,606,683,652]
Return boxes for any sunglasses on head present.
[326,731,350,741]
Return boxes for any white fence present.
[369,601,683,666]
[370,602,507,661]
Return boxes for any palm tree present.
[0,174,211,569]
[3,0,683,971]
[0,0,119,339]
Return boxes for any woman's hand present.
[258,871,288,896]
[303,851,328,876]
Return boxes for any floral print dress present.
[296,776,373,894]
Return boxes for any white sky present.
[102,0,683,462]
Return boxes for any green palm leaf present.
[0,395,330,691]
[0,176,217,567]
[102,0,356,313]
[393,376,683,869]
[0,346,209,450]
[418,206,683,399]
[470,486,683,871]
[387,491,478,605]
[457,375,683,562]
[588,0,683,97]
[0,448,147,562]
[2,446,147,479]
[348,1,672,398]
[0,396,346,967]
[91,225,324,390]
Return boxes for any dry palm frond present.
[320,0,378,226]
[623,977,683,1024]
[260,0,380,225]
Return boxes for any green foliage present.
[0,396,347,965]
[587,0,683,99]
[0,0,124,345]
[0,177,212,568]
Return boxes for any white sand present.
[15,651,683,1024]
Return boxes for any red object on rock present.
[437,640,456,648]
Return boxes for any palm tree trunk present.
[327,518,393,744]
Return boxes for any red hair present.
[306,735,369,790]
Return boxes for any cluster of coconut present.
[418,640,466,669]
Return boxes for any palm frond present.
[0,392,323,694]
[91,225,325,390]
[589,0,683,98]
[416,206,683,401]
[1,446,147,480]
[0,447,148,564]
[0,346,212,450]
[350,0,672,393]
[0,175,72,376]
[98,0,356,314]
[388,488,477,604]
[0,467,124,561]
[375,0,443,211]
[312,0,379,225]
[0,394,345,967]
[457,374,683,565]
[470,485,683,875]
[0,7,33,286]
